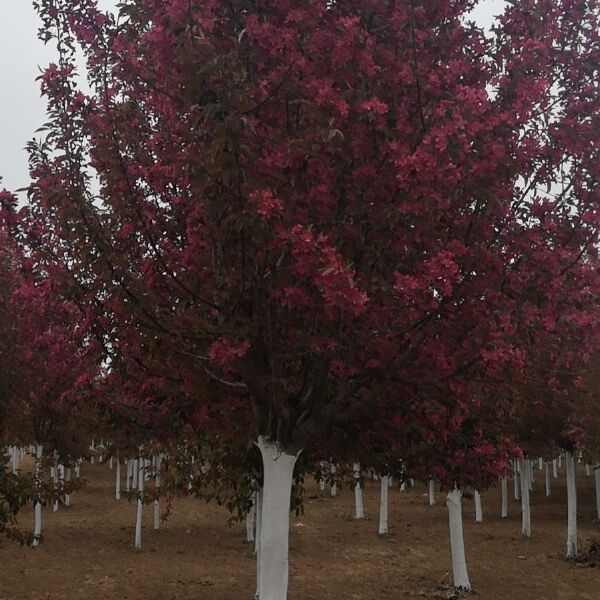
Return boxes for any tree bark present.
[565,451,578,557]
[519,459,531,537]
[500,477,508,518]
[378,475,389,535]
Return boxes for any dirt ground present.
[2,461,600,599]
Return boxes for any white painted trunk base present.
[552,459,558,478]
[256,437,299,600]
[330,463,337,497]
[246,493,256,542]
[519,459,531,537]
[378,475,389,535]
[585,464,591,477]
[115,456,121,500]
[474,491,483,523]
[153,455,161,531]
[500,477,508,518]
[514,460,520,501]
[428,479,436,506]
[353,463,364,519]
[446,489,471,591]
[545,462,551,497]
[565,452,578,557]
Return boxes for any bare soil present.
[1,461,600,599]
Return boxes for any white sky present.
[0,0,506,194]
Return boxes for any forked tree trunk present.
[565,451,578,557]
[256,437,299,600]
[353,463,364,519]
[446,488,471,591]
[500,477,508,518]
[519,459,531,537]
[378,475,389,535]
[595,467,600,522]
[474,490,483,523]
[32,444,43,547]
[134,458,144,550]
[428,479,436,506]
[545,462,551,497]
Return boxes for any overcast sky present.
[0,0,506,194]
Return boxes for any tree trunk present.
[428,479,436,506]
[595,467,600,522]
[474,490,483,523]
[134,457,144,551]
[513,460,520,501]
[246,492,256,542]
[585,463,591,477]
[378,475,389,535]
[32,444,43,547]
[256,437,299,600]
[330,462,337,497]
[115,453,121,500]
[519,459,531,537]
[446,488,471,591]
[353,463,364,519]
[545,462,551,497]
[552,459,558,478]
[565,451,578,557]
[65,467,71,507]
[500,477,508,518]
[153,454,161,530]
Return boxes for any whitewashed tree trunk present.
[528,459,534,489]
[552,459,558,478]
[558,454,562,469]
[595,467,600,521]
[109,457,113,470]
[132,458,139,489]
[32,444,43,547]
[446,489,471,591]
[428,479,436,506]
[514,460,521,501]
[474,490,483,523]
[90,439,95,464]
[353,462,364,519]
[400,480,406,492]
[254,489,262,600]
[134,458,144,550]
[585,463,591,477]
[11,446,18,474]
[388,476,393,487]
[538,457,543,470]
[64,467,71,507]
[330,462,337,497]
[545,462,551,497]
[153,454,161,530]
[500,477,508,518]
[378,475,389,535]
[565,451,578,557]
[75,460,80,479]
[519,459,531,537]
[256,437,299,600]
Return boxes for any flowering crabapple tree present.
[26,0,600,596]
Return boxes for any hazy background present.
[0,0,506,194]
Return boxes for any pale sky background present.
[0,0,506,194]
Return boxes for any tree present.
[25,0,600,596]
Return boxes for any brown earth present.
[1,461,600,599]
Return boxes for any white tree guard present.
[446,489,471,591]
[256,437,299,600]
[565,451,578,557]
[378,475,389,535]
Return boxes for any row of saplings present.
[2,442,598,594]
